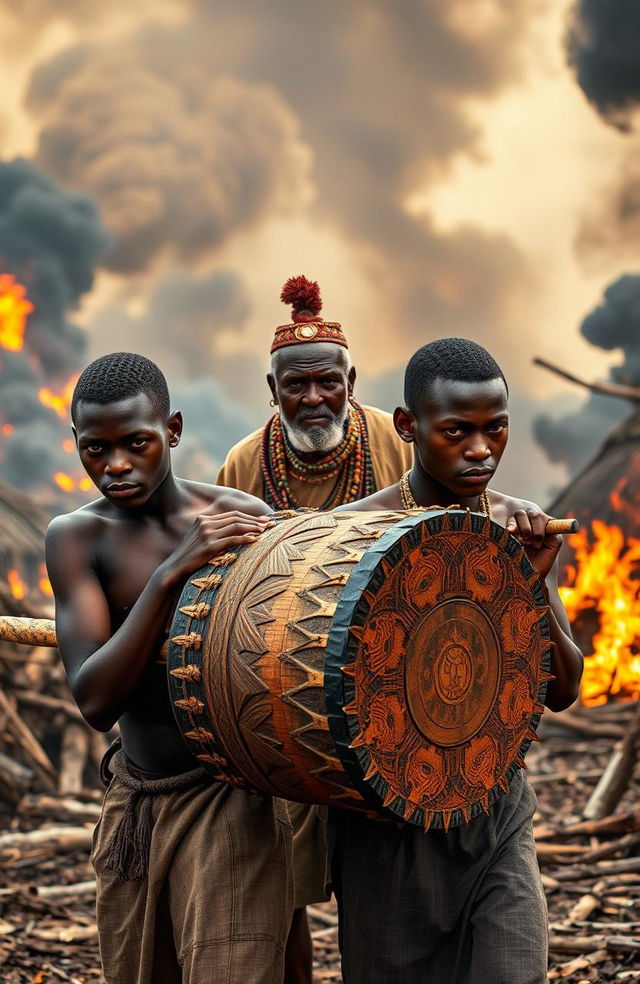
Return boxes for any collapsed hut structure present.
[536,357,640,709]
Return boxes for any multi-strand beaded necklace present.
[399,470,491,517]
[260,399,375,510]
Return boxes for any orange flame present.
[7,568,26,600]
[1,423,14,436]
[39,374,79,420]
[38,563,53,598]
[0,274,33,352]
[53,471,93,494]
[53,471,76,492]
[559,520,640,705]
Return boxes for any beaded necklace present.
[398,470,491,517]
[260,399,375,510]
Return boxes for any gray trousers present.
[330,770,548,984]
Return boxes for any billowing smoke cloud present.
[566,0,640,130]
[88,267,269,419]
[567,2,640,267]
[23,0,539,357]
[575,154,640,269]
[0,158,110,490]
[171,377,256,483]
[534,274,640,476]
[89,269,250,373]
[27,51,313,273]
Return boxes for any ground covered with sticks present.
[0,702,638,983]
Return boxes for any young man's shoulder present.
[46,498,111,537]
[185,479,270,516]
[488,489,545,525]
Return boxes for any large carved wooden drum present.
[168,509,552,830]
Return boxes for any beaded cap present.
[271,275,348,353]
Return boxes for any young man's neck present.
[407,464,483,512]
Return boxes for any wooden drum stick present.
[0,519,579,648]
[0,616,57,647]
[546,518,579,535]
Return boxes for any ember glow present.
[38,564,53,598]
[559,520,640,705]
[0,274,33,352]
[7,568,26,600]
[53,471,92,494]
[39,375,79,420]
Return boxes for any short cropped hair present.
[404,338,507,413]
[71,352,170,422]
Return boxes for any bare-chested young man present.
[332,338,583,984]
[45,352,293,984]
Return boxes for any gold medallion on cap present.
[295,324,318,341]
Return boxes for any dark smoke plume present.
[0,158,110,490]
[23,0,539,359]
[27,52,312,273]
[534,274,640,475]
[567,0,640,130]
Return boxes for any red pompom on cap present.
[280,275,322,323]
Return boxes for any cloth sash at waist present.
[99,738,208,881]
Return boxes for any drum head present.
[324,509,552,830]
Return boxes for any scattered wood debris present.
[0,619,638,982]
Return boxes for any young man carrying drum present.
[332,337,583,984]
[45,352,293,984]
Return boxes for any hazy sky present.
[0,0,636,503]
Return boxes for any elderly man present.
[217,275,412,983]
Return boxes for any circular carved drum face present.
[406,599,502,747]
[325,509,552,831]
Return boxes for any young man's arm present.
[46,508,271,732]
[505,504,583,712]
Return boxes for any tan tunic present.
[216,404,413,506]
[216,403,412,908]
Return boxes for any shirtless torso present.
[46,392,271,773]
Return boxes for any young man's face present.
[73,392,181,509]
[403,376,509,498]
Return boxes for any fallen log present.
[36,881,96,900]
[583,701,640,821]
[14,690,85,725]
[576,830,640,864]
[0,826,92,864]
[18,794,101,824]
[59,723,89,795]
[0,752,32,807]
[547,710,625,740]
[0,690,57,792]
[548,933,640,954]
[535,808,640,841]
[566,893,600,923]
[550,856,640,883]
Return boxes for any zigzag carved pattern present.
[204,510,403,805]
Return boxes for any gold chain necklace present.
[398,470,491,518]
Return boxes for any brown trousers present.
[286,802,330,908]
[92,771,293,984]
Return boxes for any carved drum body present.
[168,509,552,830]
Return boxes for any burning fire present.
[7,568,26,600]
[53,472,93,494]
[39,564,53,598]
[0,273,33,352]
[39,374,79,420]
[559,519,640,705]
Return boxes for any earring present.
[269,399,277,407]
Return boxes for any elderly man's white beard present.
[282,405,350,454]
